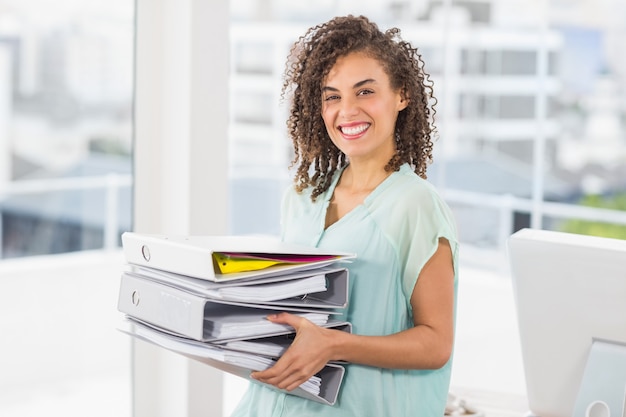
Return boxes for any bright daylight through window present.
[0,1,133,258]
[229,0,626,245]
[0,1,133,416]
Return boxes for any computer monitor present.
[508,228,626,417]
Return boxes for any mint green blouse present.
[230,163,459,417]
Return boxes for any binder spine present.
[118,274,206,340]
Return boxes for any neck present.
[340,162,392,194]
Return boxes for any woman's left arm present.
[251,238,455,392]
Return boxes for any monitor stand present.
[572,339,626,417]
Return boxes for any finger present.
[266,312,302,328]
[254,368,308,392]
[251,361,287,381]
[251,352,308,387]
[279,360,319,391]
[284,374,310,392]
[250,351,298,383]
[265,374,301,391]
[251,370,292,390]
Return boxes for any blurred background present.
[0,0,624,416]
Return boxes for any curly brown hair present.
[281,15,438,201]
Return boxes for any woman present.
[231,15,459,417]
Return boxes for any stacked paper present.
[122,319,323,397]
[204,310,329,340]
[224,338,291,358]
[116,232,354,406]
[211,274,327,302]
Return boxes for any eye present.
[357,89,374,96]
[324,94,340,102]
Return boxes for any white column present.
[0,45,12,189]
[133,0,229,416]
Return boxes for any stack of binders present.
[117,232,355,406]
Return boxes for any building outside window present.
[226,0,626,410]
[229,0,626,246]
[0,1,133,258]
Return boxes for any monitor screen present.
[508,228,626,417]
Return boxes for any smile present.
[339,123,370,136]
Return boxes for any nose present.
[339,96,359,118]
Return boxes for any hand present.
[250,312,338,391]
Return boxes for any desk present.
[450,387,529,417]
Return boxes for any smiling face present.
[321,51,407,166]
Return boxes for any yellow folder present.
[212,253,285,274]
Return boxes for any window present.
[0,1,133,258]
[461,49,540,76]
[227,1,625,246]
[0,1,134,416]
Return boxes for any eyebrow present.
[322,78,377,92]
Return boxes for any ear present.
[399,97,409,111]
[397,89,409,111]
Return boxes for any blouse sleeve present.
[396,183,459,305]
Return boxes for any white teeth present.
[341,124,369,135]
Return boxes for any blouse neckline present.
[320,163,411,232]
